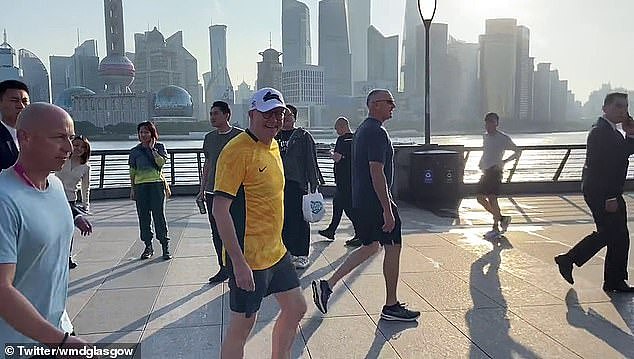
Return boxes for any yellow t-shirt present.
[214,130,287,270]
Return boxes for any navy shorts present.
[227,252,300,317]
[356,203,402,246]
[477,167,503,195]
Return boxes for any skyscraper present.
[515,26,532,122]
[133,28,203,119]
[257,48,282,90]
[99,0,135,93]
[447,38,480,123]
[19,49,50,102]
[282,0,311,67]
[50,40,104,102]
[533,62,552,122]
[206,24,234,106]
[479,19,519,121]
[0,31,22,81]
[400,0,423,94]
[366,25,398,94]
[346,0,370,86]
[319,0,352,99]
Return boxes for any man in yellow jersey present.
[213,87,306,359]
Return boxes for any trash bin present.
[409,149,464,209]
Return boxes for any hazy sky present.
[2,0,632,102]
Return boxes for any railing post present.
[99,153,106,189]
[170,152,176,186]
[553,149,572,182]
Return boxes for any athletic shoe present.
[140,245,154,259]
[500,216,512,233]
[294,256,310,269]
[318,229,335,240]
[380,302,420,322]
[311,279,332,314]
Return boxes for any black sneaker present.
[69,257,78,269]
[161,244,172,260]
[140,246,154,260]
[209,268,229,283]
[318,229,335,240]
[344,237,362,247]
[381,302,420,322]
[311,280,332,314]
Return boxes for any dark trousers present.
[282,180,310,257]
[324,187,357,235]
[205,194,246,267]
[567,194,630,284]
[134,182,169,246]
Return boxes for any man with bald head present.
[0,103,90,350]
[312,90,420,322]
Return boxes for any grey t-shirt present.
[0,171,74,346]
[202,127,243,193]
[479,130,518,171]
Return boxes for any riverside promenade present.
[67,194,634,358]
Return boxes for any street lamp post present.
[418,0,437,145]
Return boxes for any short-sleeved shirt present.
[352,118,393,210]
[202,127,243,193]
[334,132,353,186]
[478,130,518,171]
[0,171,74,346]
[129,142,168,184]
[214,130,287,270]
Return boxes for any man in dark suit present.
[555,92,634,292]
[0,80,29,171]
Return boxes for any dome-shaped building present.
[153,85,193,118]
[54,86,96,112]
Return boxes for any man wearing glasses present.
[312,89,420,322]
[213,88,306,358]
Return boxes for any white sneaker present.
[294,256,310,269]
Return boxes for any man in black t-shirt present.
[311,89,420,322]
[318,117,359,245]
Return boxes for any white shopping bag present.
[302,191,326,223]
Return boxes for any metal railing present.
[86,143,634,198]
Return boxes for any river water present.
[90,131,590,150]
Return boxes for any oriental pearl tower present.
[99,0,135,93]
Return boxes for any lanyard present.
[13,162,42,190]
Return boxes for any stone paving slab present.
[65,195,634,358]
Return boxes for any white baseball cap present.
[249,87,286,113]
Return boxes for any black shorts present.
[227,252,300,317]
[477,167,503,195]
[356,203,402,246]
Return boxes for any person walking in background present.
[197,101,243,284]
[55,135,91,269]
[475,112,520,239]
[213,88,306,358]
[318,116,360,246]
[555,92,634,292]
[312,89,420,322]
[275,104,324,269]
[129,121,172,260]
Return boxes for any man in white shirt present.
[476,112,520,238]
[0,80,29,171]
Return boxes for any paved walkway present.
[66,195,634,358]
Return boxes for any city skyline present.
[2,0,633,102]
